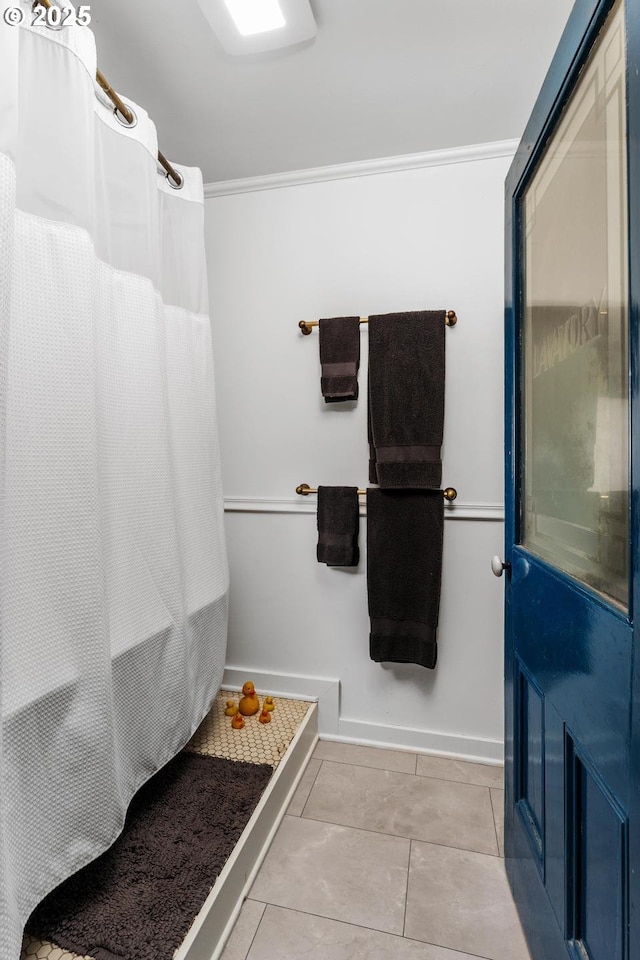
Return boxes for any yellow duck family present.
[228,682,277,729]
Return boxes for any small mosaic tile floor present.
[22,689,313,960]
[185,689,312,768]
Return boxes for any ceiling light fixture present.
[197,0,316,55]
[223,0,285,36]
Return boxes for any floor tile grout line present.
[413,771,504,789]
[313,754,504,790]
[245,900,509,960]
[248,900,405,943]
[481,784,500,856]
[402,838,412,938]
[489,787,502,857]
[312,754,418,777]
[299,758,324,818]
[236,899,267,960]
[296,812,503,858]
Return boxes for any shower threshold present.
[22,689,318,960]
[177,690,318,960]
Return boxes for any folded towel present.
[319,316,361,402]
[317,486,360,566]
[368,311,445,488]
[366,488,444,669]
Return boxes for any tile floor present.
[221,740,530,960]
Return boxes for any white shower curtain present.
[0,7,229,958]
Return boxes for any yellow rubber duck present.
[258,708,271,724]
[224,699,238,716]
[238,681,260,717]
[263,696,275,712]
[231,713,245,730]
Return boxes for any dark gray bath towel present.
[368,311,445,487]
[317,486,360,566]
[367,488,444,669]
[319,316,361,402]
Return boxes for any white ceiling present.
[90,0,575,185]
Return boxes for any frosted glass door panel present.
[522,0,629,607]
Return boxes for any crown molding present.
[203,138,520,199]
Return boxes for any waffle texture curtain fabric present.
[0,10,229,958]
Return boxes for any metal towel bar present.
[296,483,457,501]
[298,311,458,335]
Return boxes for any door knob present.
[491,556,510,578]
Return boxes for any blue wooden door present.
[504,2,640,958]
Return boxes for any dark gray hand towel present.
[319,316,361,402]
[317,486,360,566]
[368,311,445,487]
[366,488,444,669]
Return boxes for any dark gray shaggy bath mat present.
[28,752,273,960]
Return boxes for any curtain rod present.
[298,310,458,335]
[34,0,183,190]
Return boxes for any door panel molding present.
[565,733,629,960]
[515,658,546,876]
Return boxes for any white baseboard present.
[222,667,503,765]
[329,718,504,765]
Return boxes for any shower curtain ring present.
[166,170,184,190]
[114,105,138,129]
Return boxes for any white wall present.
[205,146,512,762]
